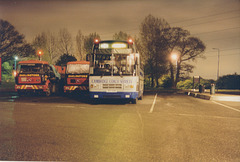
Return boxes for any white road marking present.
[211,96,240,102]
[149,93,158,113]
[166,102,174,107]
[56,105,74,108]
[212,101,240,113]
[56,105,86,109]
[24,103,38,106]
[177,113,240,119]
[135,107,144,138]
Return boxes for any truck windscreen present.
[17,64,46,74]
[66,64,89,74]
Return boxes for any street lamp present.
[212,48,220,80]
[37,50,43,60]
[14,56,18,71]
[171,53,179,88]
[171,53,178,70]
[13,56,18,77]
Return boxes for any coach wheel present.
[132,98,137,104]
[92,99,100,105]
[138,95,143,100]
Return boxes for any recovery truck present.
[15,60,61,96]
[64,61,89,94]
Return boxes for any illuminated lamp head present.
[94,39,100,44]
[128,38,133,44]
[37,50,43,56]
[13,70,17,77]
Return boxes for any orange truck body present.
[15,60,59,96]
[64,61,89,93]
[54,65,66,75]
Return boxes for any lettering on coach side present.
[91,79,133,84]
[91,79,108,83]
[109,80,119,83]
[120,80,133,84]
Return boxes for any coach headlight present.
[90,84,101,90]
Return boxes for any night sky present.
[0,0,239,79]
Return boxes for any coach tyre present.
[138,94,143,100]
[132,98,137,104]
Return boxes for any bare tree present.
[76,30,85,60]
[46,31,58,64]
[58,28,73,55]
[32,31,58,63]
[84,32,100,55]
[32,32,47,48]
[113,31,131,40]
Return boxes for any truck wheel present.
[52,84,56,94]
[17,90,23,97]
[45,84,52,97]
[63,91,70,97]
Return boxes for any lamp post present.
[14,56,18,70]
[212,48,220,81]
[171,53,178,72]
[171,53,178,88]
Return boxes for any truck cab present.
[15,60,61,96]
[64,61,89,94]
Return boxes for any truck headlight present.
[65,87,70,90]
